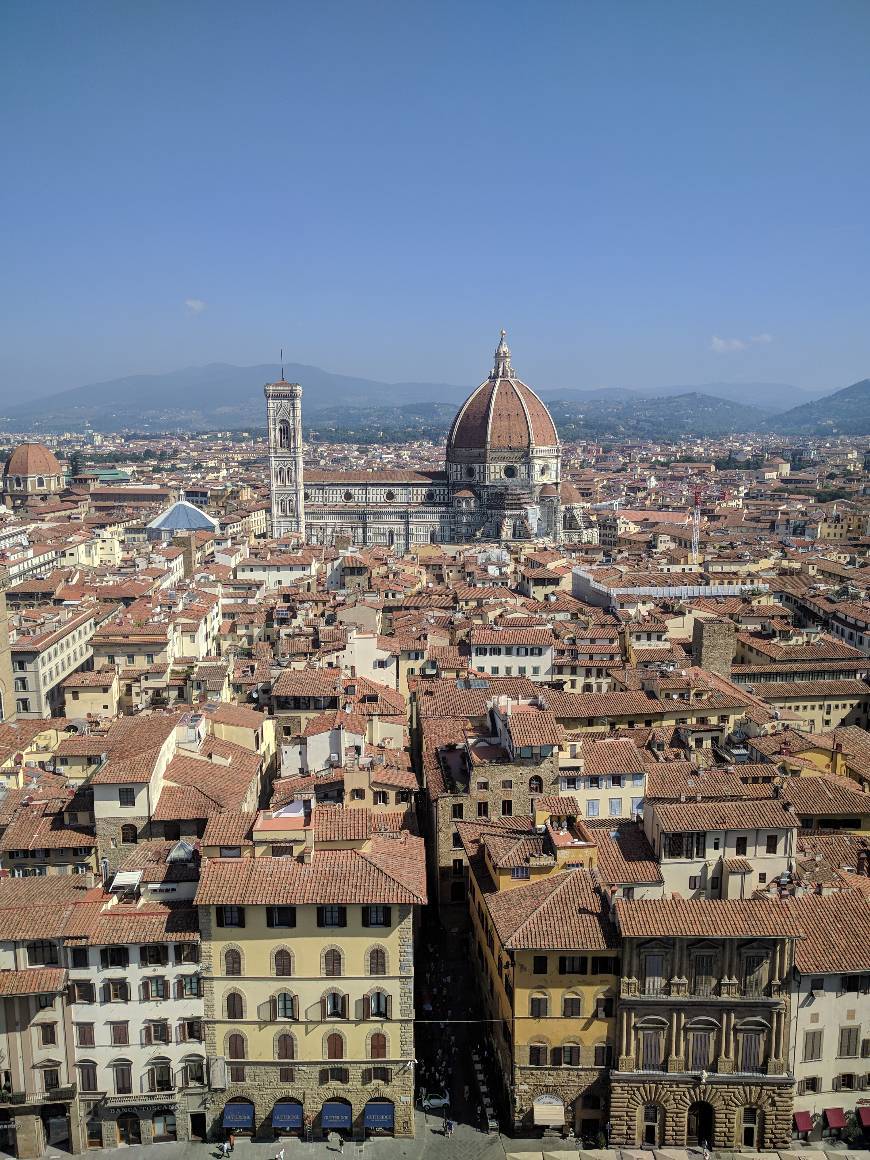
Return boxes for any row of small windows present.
[226,1031,388,1059]
[224,944,388,977]
[223,988,391,1021]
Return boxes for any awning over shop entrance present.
[793,1111,812,1133]
[322,1102,352,1130]
[364,1102,394,1130]
[857,1107,870,1129]
[223,1103,254,1130]
[533,1096,565,1127]
[273,1103,303,1131]
[824,1108,846,1130]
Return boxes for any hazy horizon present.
[2,0,869,404]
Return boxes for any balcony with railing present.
[621,976,780,1002]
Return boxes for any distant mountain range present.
[0,361,864,439]
[760,377,870,435]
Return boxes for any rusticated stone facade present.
[609,1076,794,1150]
[610,925,796,1148]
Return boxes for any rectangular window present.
[451,803,463,820]
[70,947,88,969]
[559,955,587,975]
[765,834,778,854]
[688,1031,712,1071]
[78,1063,98,1093]
[76,1023,95,1047]
[140,944,167,966]
[114,1064,133,1095]
[363,906,391,928]
[735,835,748,856]
[42,1068,60,1093]
[609,798,621,816]
[218,846,241,858]
[838,1026,859,1057]
[317,905,347,928]
[640,1030,662,1071]
[477,801,489,818]
[72,980,95,1004]
[266,906,296,928]
[533,955,548,974]
[587,799,599,818]
[39,1023,57,1046]
[108,979,128,1002]
[110,1022,129,1046]
[803,1029,823,1061]
[118,788,135,807]
[501,799,512,816]
[216,906,245,928]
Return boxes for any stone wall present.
[692,617,737,678]
[609,1075,794,1148]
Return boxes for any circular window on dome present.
[464,466,475,479]
[504,465,517,479]
[540,464,549,478]
[343,490,353,501]
[385,490,395,501]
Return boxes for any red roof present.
[447,376,558,453]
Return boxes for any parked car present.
[421,1089,451,1111]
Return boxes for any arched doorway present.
[687,1102,715,1147]
[117,1113,141,1146]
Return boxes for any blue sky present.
[1,0,869,401]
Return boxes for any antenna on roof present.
[280,348,285,380]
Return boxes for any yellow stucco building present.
[195,823,426,1140]
[459,800,619,1138]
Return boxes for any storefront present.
[532,1094,565,1130]
[271,1102,303,1137]
[222,1101,255,1136]
[793,1111,813,1140]
[363,1101,394,1136]
[321,1100,352,1135]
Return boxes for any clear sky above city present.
[1,0,869,402]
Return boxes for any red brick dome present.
[3,442,62,480]
[447,331,558,456]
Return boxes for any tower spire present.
[493,328,513,378]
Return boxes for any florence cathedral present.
[265,331,585,548]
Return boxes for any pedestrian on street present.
[228,1133,236,1153]
[275,1149,285,1160]
[703,1145,710,1160]
[221,1143,230,1158]
[338,1134,344,1153]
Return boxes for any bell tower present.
[265,377,305,539]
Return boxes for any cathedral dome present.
[446,331,558,456]
[3,442,62,481]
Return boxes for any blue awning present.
[273,1103,303,1131]
[364,1102,394,1130]
[322,1102,352,1130]
[223,1103,254,1129]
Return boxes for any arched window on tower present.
[278,420,290,449]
